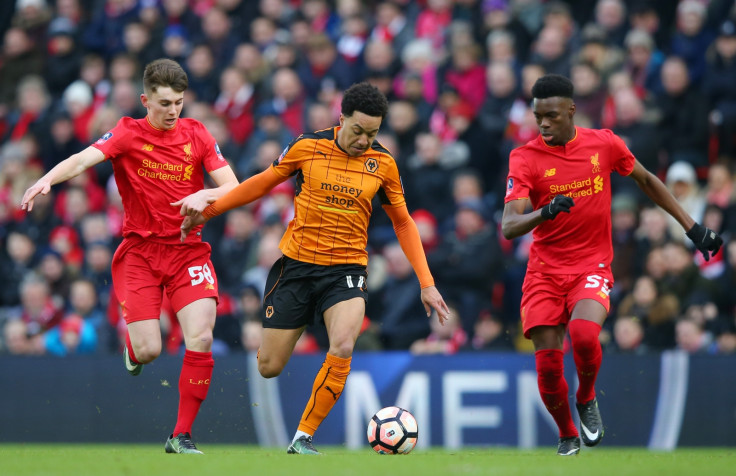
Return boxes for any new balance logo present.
[142,144,154,151]
[544,168,556,177]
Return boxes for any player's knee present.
[257,356,283,378]
[328,342,354,359]
[134,343,161,363]
[184,330,214,352]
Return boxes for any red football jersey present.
[92,117,228,243]
[505,127,636,274]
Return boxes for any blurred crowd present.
[2,0,736,359]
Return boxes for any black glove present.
[540,195,574,220]
[686,223,723,262]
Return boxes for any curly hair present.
[341,82,389,119]
[531,74,574,100]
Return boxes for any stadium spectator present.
[81,0,139,61]
[410,302,467,354]
[703,19,736,158]
[184,44,220,104]
[44,17,83,100]
[0,27,44,107]
[213,66,256,147]
[608,315,648,355]
[664,161,707,244]
[669,0,716,86]
[610,87,661,182]
[5,75,53,145]
[44,312,97,356]
[368,240,431,350]
[371,1,414,54]
[0,230,38,307]
[617,274,680,351]
[466,310,515,351]
[655,56,710,169]
[428,198,503,335]
[37,247,72,303]
[622,28,664,95]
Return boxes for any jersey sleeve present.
[270,136,304,177]
[91,118,132,159]
[377,156,406,208]
[505,148,532,203]
[194,121,229,172]
[608,129,636,176]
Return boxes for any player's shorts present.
[111,236,219,324]
[519,267,614,338]
[262,255,368,329]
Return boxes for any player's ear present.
[140,93,148,108]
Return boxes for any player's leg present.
[125,319,163,371]
[530,324,580,455]
[164,244,220,454]
[112,241,164,375]
[288,297,364,455]
[258,326,306,378]
[568,270,612,447]
[163,298,216,454]
[521,272,580,454]
[569,300,607,447]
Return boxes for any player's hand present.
[420,285,451,326]
[20,179,52,212]
[180,213,207,242]
[540,195,574,220]
[686,223,723,262]
[171,190,214,216]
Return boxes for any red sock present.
[173,350,214,436]
[125,332,140,364]
[535,349,577,438]
[568,319,602,404]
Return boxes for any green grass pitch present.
[2,445,734,476]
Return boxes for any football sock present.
[125,332,140,364]
[568,319,602,404]
[292,430,311,444]
[297,353,351,435]
[173,349,214,436]
[535,349,578,438]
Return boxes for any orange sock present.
[297,353,351,435]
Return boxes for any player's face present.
[141,86,185,131]
[338,111,382,157]
[532,96,576,146]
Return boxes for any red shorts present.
[519,267,613,338]
[111,236,219,324]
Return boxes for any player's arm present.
[21,146,105,212]
[630,160,694,229]
[629,159,723,260]
[501,194,574,240]
[384,204,451,324]
[171,166,239,216]
[179,167,286,240]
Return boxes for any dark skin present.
[501,96,697,351]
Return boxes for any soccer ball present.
[366,406,418,454]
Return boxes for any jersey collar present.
[539,126,578,149]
